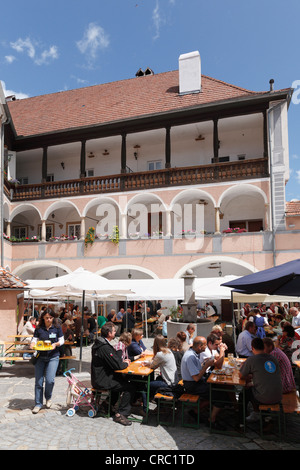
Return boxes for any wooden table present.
[115,353,154,423]
[207,360,246,434]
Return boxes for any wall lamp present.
[61,162,65,170]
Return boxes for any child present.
[114,331,132,362]
[162,315,171,338]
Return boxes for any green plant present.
[169,305,181,320]
[109,225,119,245]
[85,226,95,248]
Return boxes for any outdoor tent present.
[26,267,134,371]
[222,259,300,297]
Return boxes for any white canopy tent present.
[25,267,134,371]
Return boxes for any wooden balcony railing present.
[6,158,268,201]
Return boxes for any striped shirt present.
[271,347,296,393]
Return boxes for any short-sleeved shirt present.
[236,330,255,357]
[199,346,218,369]
[33,325,64,358]
[181,348,201,381]
[240,353,282,404]
[292,313,300,328]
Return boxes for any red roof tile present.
[286,201,300,216]
[7,70,270,138]
[0,268,28,289]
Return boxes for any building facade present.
[1,51,299,283]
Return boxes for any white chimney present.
[179,51,201,95]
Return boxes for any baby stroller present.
[64,368,97,417]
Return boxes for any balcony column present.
[165,127,171,169]
[41,220,46,241]
[264,203,270,231]
[42,147,48,183]
[80,217,86,240]
[80,140,86,178]
[120,213,127,239]
[212,118,219,163]
[6,221,11,238]
[214,207,221,234]
[165,209,172,237]
[121,134,127,173]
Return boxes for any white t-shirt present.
[292,312,300,328]
[199,346,218,369]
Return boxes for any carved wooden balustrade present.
[6,158,268,201]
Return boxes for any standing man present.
[91,322,136,426]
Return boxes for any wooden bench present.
[258,391,300,439]
[59,355,77,373]
[154,392,176,427]
[178,393,201,429]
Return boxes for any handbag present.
[30,351,40,365]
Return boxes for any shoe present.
[32,406,42,414]
[46,399,52,409]
[131,406,146,417]
[207,420,227,431]
[246,411,260,422]
[113,414,132,426]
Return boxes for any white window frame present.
[147,160,163,171]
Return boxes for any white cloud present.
[76,23,109,63]
[152,0,163,40]
[1,80,29,100]
[296,170,300,183]
[5,55,16,64]
[34,45,58,65]
[11,37,36,59]
[10,37,58,65]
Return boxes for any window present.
[147,160,163,171]
[229,220,263,232]
[86,169,94,177]
[46,174,54,182]
[38,224,54,241]
[67,223,81,239]
[19,177,28,185]
[14,226,27,238]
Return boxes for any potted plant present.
[84,227,96,248]
[109,226,119,245]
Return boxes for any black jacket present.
[91,337,128,390]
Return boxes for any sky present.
[1,0,299,200]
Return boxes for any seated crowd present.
[90,302,300,430]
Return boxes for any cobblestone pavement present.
[0,339,300,452]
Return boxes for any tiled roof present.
[7,70,274,138]
[0,268,28,289]
[286,201,300,216]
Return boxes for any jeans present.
[34,355,59,408]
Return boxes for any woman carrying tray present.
[30,308,64,414]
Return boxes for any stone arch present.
[96,264,158,279]
[13,260,72,280]
[174,256,257,279]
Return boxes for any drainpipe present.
[0,83,9,267]
[267,100,284,267]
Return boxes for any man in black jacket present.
[91,322,136,426]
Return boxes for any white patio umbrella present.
[26,267,134,372]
